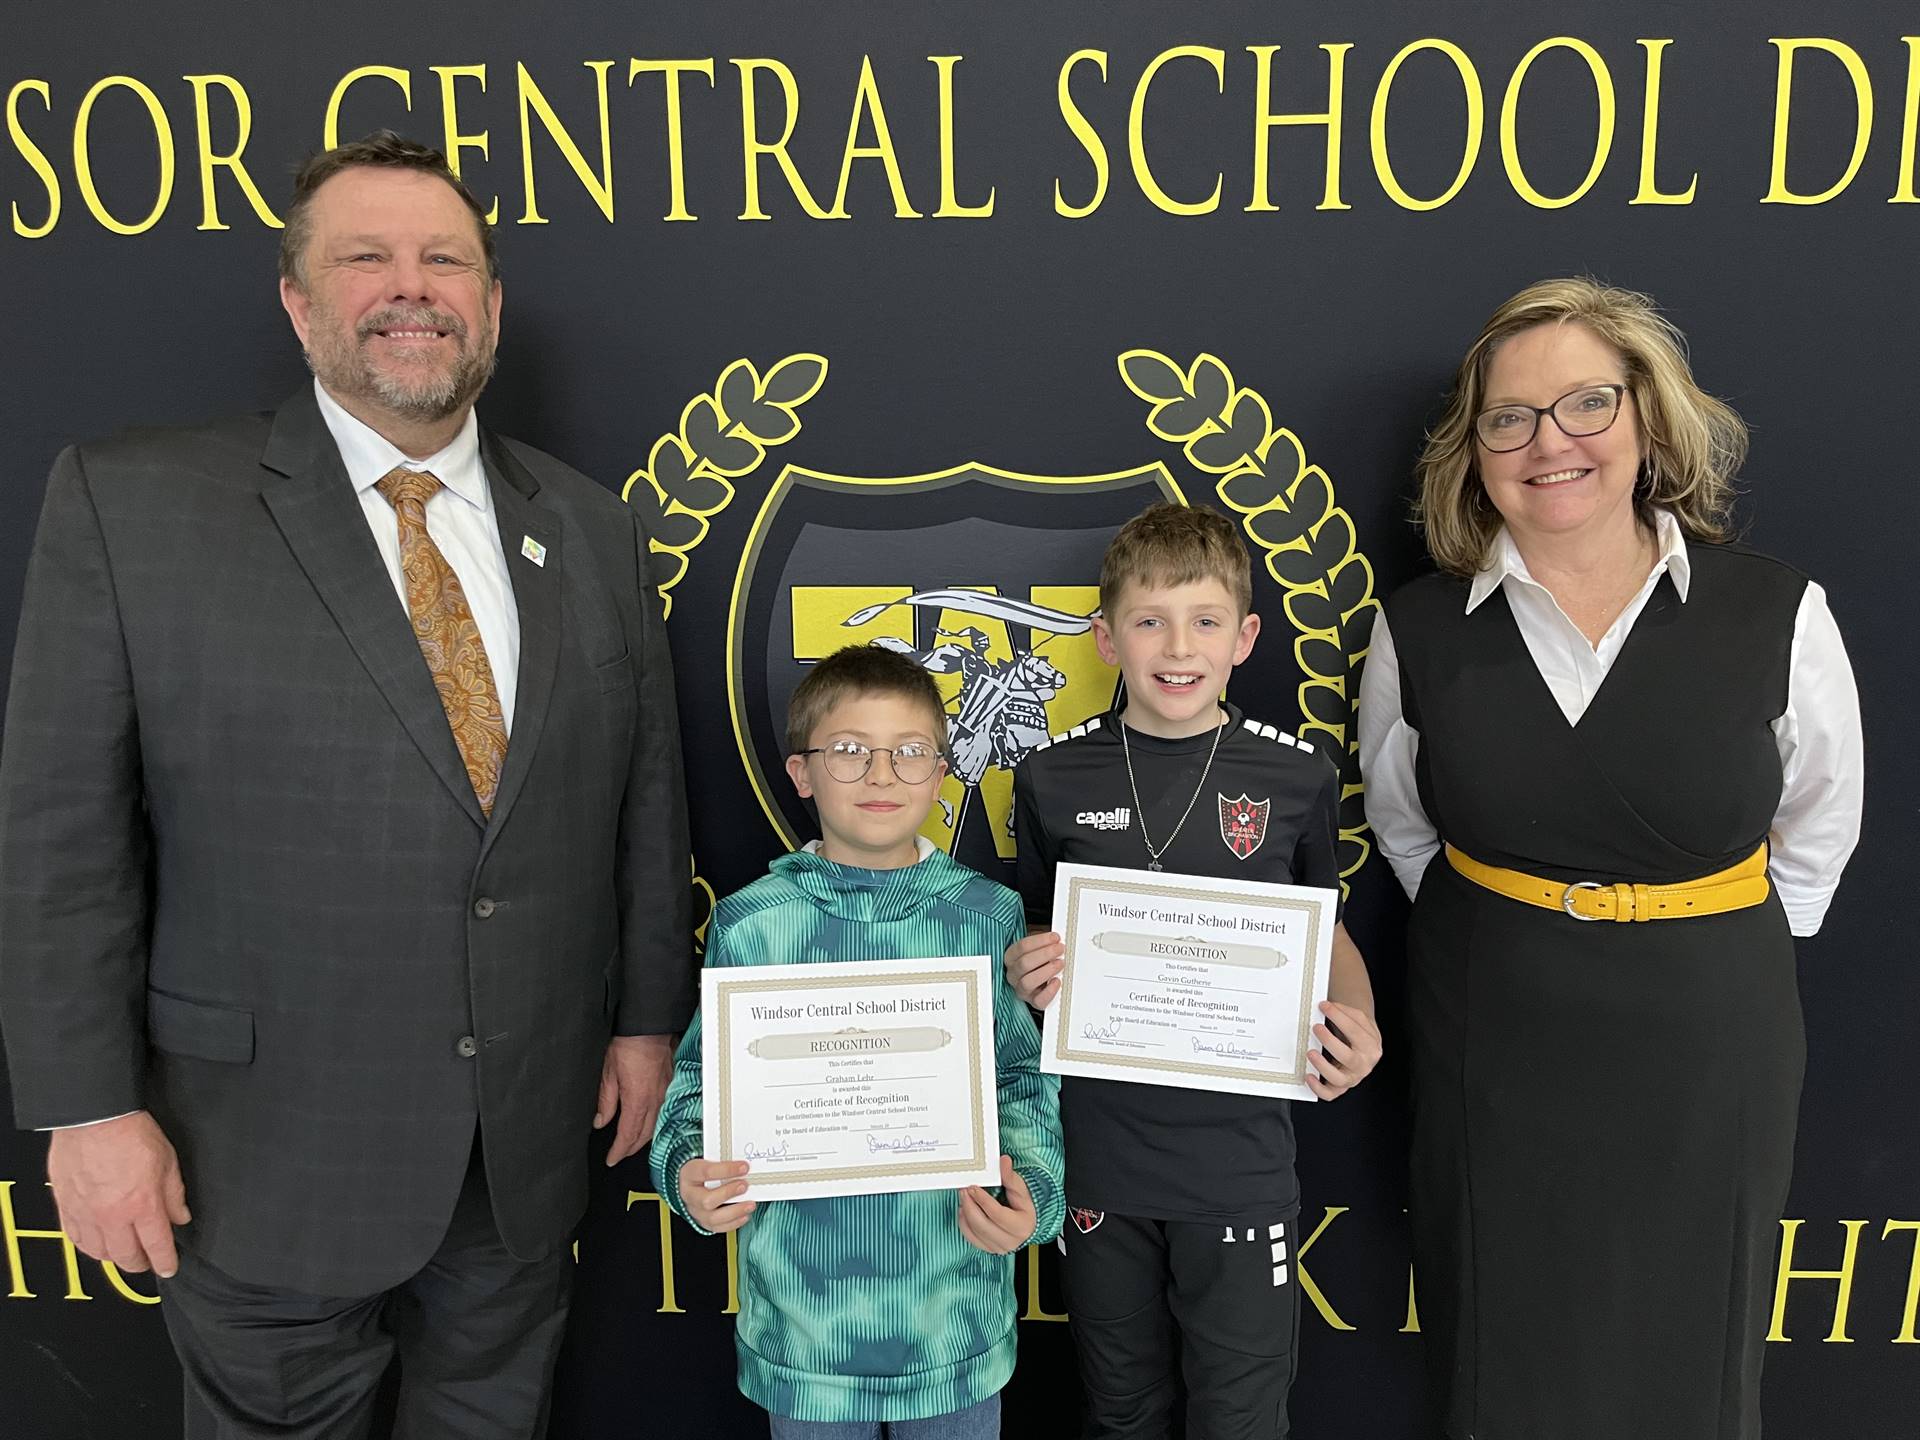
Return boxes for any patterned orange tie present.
[376,467,509,817]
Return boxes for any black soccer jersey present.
[1012,702,1342,1222]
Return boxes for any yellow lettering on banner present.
[828,55,920,219]
[7,80,60,237]
[1368,39,1483,211]
[629,59,716,222]
[1022,1244,1067,1321]
[1247,43,1352,212]
[930,56,994,217]
[1768,1218,1867,1342]
[74,76,175,235]
[1764,39,1873,205]
[324,65,412,152]
[1054,49,1110,218]
[432,66,498,226]
[733,59,833,221]
[1500,37,1617,209]
[1129,46,1226,215]
[100,1263,159,1306]
[518,61,617,224]
[1892,38,1920,203]
[1632,40,1697,204]
[625,1190,686,1314]
[1295,1206,1356,1331]
[1883,1219,1920,1343]
[0,1181,91,1301]
[184,74,279,231]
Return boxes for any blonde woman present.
[1358,278,1863,1439]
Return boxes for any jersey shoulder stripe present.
[1240,717,1305,750]
[1031,715,1105,753]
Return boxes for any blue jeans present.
[768,1393,1001,1440]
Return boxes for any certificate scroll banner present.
[1042,862,1337,1102]
[701,954,1001,1202]
[746,1026,952,1060]
[1090,930,1286,969]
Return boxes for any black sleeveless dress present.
[1386,546,1809,1440]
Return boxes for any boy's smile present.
[784,691,948,869]
[1093,577,1260,739]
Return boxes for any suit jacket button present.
[473,897,496,919]
[455,1035,479,1059]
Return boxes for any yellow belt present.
[1443,843,1770,923]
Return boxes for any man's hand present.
[595,1033,674,1166]
[957,1156,1037,1254]
[1004,930,1065,1009]
[1305,1001,1384,1101]
[679,1159,756,1234]
[46,1111,190,1277]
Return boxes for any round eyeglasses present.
[1473,384,1628,453]
[794,740,942,784]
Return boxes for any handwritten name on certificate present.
[701,955,1001,1202]
[1040,863,1336,1102]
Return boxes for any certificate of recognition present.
[701,955,1001,1202]
[1040,863,1335,1102]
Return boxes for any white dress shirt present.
[1357,511,1864,936]
[47,387,524,1132]
[314,381,521,733]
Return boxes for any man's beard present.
[303,299,497,423]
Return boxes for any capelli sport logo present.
[1074,807,1133,832]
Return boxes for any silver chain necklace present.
[1120,711,1226,871]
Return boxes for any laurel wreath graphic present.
[624,358,827,956]
[622,354,830,617]
[1118,350,1380,883]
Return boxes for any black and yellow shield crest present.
[728,461,1185,882]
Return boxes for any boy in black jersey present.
[1006,503,1382,1439]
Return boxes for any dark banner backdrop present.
[1,3,1915,1436]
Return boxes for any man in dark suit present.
[0,131,691,1437]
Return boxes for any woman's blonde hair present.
[1414,277,1747,576]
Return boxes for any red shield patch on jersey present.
[1069,1206,1105,1235]
[1219,793,1270,859]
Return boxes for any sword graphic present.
[843,590,1095,634]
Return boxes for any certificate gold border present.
[1055,874,1324,1086]
[712,967,989,1185]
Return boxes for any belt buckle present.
[1561,881,1605,920]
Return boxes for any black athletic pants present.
[1060,1206,1301,1440]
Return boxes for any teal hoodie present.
[650,843,1066,1424]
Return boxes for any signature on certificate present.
[1191,1037,1262,1062]
[743,1139,790,1162]
[866,1133,942,1155]
[1081,1018,1124,1042]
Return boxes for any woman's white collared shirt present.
[1356,512,1863,936]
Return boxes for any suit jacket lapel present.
[258,389,487,829]
[479,431,562,846]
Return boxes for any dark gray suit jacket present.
[0,386,693,1295]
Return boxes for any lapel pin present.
[521,535,548,567]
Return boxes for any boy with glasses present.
[651,644,1065,1439]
